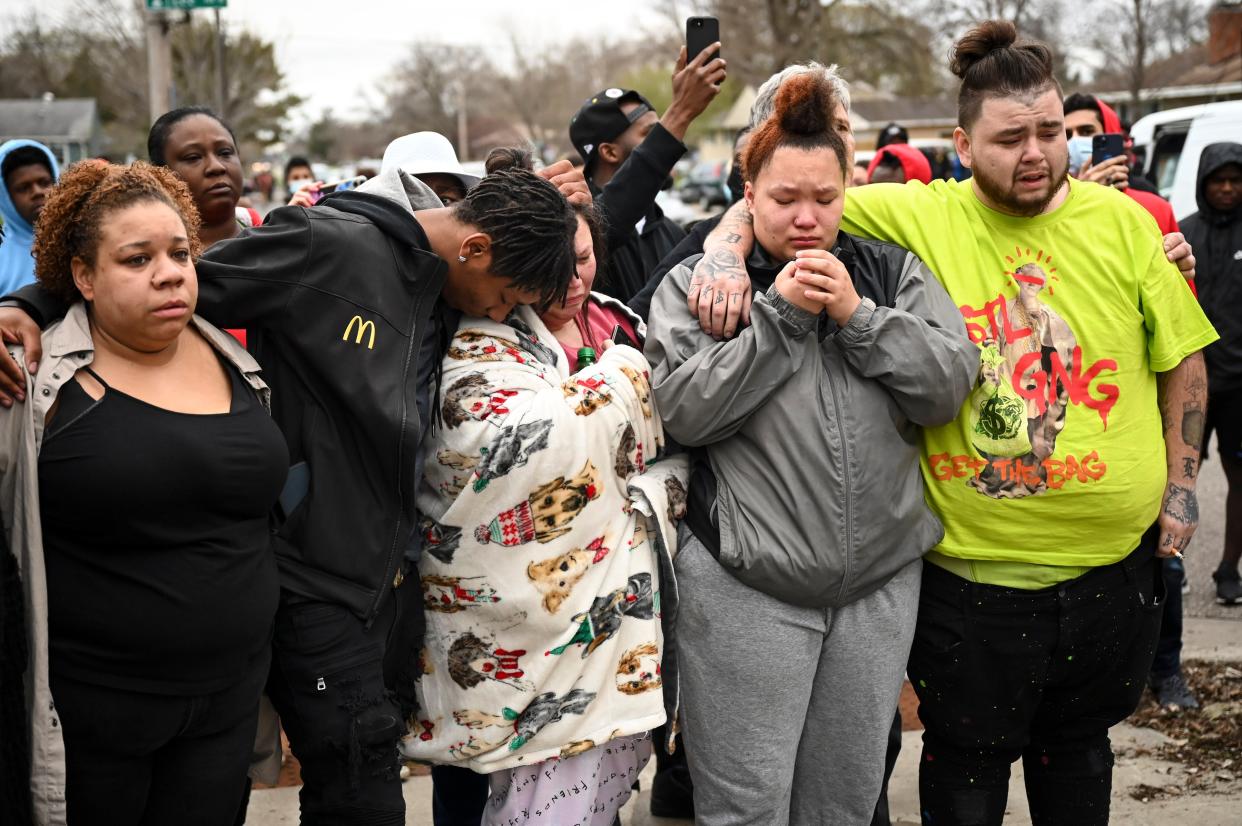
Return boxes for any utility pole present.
[141,0,173,123]
[456,80,468,161]
[214,7,227,116]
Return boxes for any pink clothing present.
[559,298,640,372]
[484,732,652,826]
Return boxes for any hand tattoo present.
[1182,456,1199,479]
[701,248,743,278]
[1163,483,1199,525]
[714,291,725,305]
[724,232,742,244]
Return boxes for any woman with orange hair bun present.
[1,161,287,824]
[644,73,979,824]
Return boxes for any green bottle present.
[577,346,596,368]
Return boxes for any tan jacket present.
[0,303,271,825]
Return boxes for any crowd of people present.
[0,16,1238,826]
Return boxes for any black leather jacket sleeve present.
[3,206,314,332]
[195,206,313,331]
[3,283,66,328]
[595,122,687,252]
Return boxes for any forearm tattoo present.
[1182,404,1205,448]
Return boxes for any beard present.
[972,156,1070,218]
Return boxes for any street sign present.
[145,0,227,9]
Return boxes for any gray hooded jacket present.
[645,234,978,607]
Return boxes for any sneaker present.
[1151,671,1200,711]
[1214,570,1242,605]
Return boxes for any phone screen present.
[611,324,638,349]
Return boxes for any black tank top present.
[39,359,289,694]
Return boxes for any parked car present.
[1130,100,1242,220]
[678,160,730,208]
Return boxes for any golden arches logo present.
[343,315,376,350]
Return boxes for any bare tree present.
[0,0,302,158]
[702,0,944,94]
[1090,0,1210,110]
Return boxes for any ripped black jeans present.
[908,528,1163,826]
[268,581,424,826]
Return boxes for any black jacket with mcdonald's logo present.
[10,171,451,622]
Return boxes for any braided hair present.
[457,147,578,307]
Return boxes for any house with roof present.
[1092,2,1242,123]
[0,96,104,166]
[695,81,958,164]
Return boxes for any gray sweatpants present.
[675,535,921,826]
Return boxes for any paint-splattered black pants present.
[908,527,1163,826]
[267,578,424,826]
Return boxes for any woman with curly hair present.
[1,160,288,825]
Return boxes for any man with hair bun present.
[677,19,1217,825]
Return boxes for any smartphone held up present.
[686,16,721,65]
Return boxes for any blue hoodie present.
[0,139,59,296]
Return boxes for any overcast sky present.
[11,0,671,127]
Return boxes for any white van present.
[1130,100,1242,220]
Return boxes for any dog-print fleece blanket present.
[404,303,688,773]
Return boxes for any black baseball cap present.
[569,88,656,171]
[876,122,909,150]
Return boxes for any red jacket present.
[867,143,932,185]
[1094,97,1193,295]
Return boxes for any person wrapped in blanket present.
[403,148,689,825]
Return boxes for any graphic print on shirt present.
[474,461,602,546]
[447,330,532,364]
[447,631,534,692]
[421,518,464,564]
[934,248,1119,498]
[545,573,655,658]
[527,536,613,613]
[562,374,615,416]
[451,688,597,755]
[615,642,662,695]
[441,372,519,429]
[422,573,503,613]
[614,423,642,479]
[472,418,554,493]
[618,365,654,419]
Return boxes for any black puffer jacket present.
[1181,142,1242,394]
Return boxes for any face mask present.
[289,177,314,193]
[1067,137,1093,174]
[727,161,745,204]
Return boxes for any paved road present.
[248,459,1239,823]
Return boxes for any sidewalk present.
[248,606,1242,825]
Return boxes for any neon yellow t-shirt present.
[842,177,1218,570]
